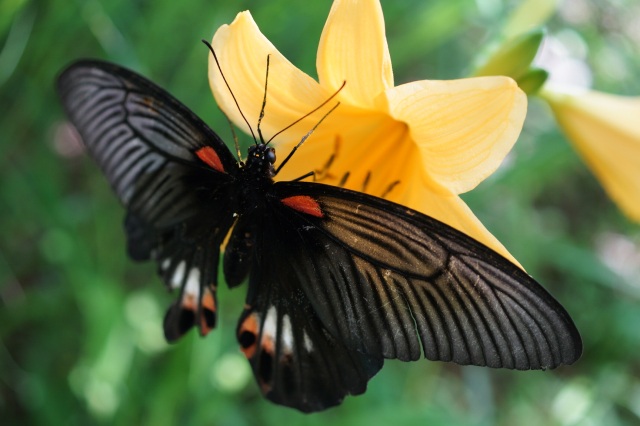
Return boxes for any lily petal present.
[210,11,330,139]
[384,77,527,194]
[543,87,640,222]
[317,0,393,108]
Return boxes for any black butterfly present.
[57,56,582,413]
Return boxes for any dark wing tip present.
[163,302,196,342]
[548,304,583,369]
[459,259,584,371]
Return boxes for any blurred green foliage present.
[2,0,640,425]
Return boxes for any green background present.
[2,0,640,424]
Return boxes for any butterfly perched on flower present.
[56,50,581,412]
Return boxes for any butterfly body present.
[57,59,582,413]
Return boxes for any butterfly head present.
[246,143,276,178]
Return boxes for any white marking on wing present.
[281,314,294,352]
[171,260,186,289]
[303,331,313,352]
[262,306,277,341]
[161,258,170,271]
[185,268,200,298]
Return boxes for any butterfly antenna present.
[266,80,346,146]
[202,39,257,143]
[274,101,341,175]
[256,55,270,145]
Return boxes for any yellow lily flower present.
[208,0,527,263]
[542,86,640,222]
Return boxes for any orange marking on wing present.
[261,335,275,354]
[281,195,323,218]
[181,293,197,312]
[239,313,259,359]
[196,146,225,173]
[199,286,217,336]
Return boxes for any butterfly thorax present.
[243,144,276,179]
[236,143,277,215]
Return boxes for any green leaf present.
[472,28,545,79]
[517,68,549,95]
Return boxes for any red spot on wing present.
[196,146,225,173]
[281,195,323,218]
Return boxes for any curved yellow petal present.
[209,11,330,140]
[543,87,640,222]
[317,0,393,109]
[384,77,527,194]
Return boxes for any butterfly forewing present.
[57,60,237,205]
[57,61,239,340]
[267,182,582,370]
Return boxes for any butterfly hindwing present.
[57,61,239,340]
[153,214,234,341]
[232,214,383,412]
[265,181,582,370]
